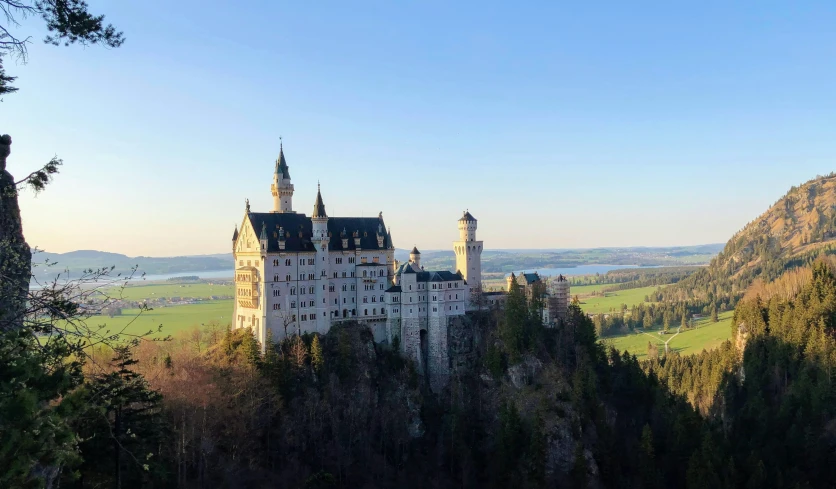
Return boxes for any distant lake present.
[510,264,659,277]
[140,269,233,282]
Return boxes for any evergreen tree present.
[67,347,165,488]
[502,275,528,363]
[311,334,324,373]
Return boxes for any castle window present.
[329,285,335,292]
[273,304,280,310]
[299,274,304,280]
[291,301,296,308]
[273,259,279,266]
[380,295,384,302]
[364,309,368,315]
[373,308,377,315]
[433,307,437,312]
[309,258,315,265]
[351,284,355,291]
[379,270,384,277]
[274,274,279,282]
[286,274,291,281]
[334,298,338,305]
[373,257,379,263]
[379,284,384,290]
[285,259,291,266]
[336,257,343,264]
[292,314,297,321]
[409,285,412,291]
[361,257,367,264]
[322,270,326,277]
[342,284,347,292]
[299,259,304,265]
[291,287,296,295]
[363,271,367,278]
[273,290,280,297]
[409,297,412,302]
[342,271,347,278]
[301,314,307,321]
[309,286,314,294]
[381,308,385,314]
[309,300,315,307]
[363,297,368,303]
[432,296,436,301]
[349,257,355,264]
[333,272,338,278]
[372,296,376,303]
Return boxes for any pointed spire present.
[411,246,420,255]
[312,182,327,218]
[260,221,267,240]
[232,224,239,241]
[274,140,290,180]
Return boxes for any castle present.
[232,145,567,390]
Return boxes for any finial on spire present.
[245,198,250,212]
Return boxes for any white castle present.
[232,145,484,388]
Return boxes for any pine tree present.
[311,335,324,373]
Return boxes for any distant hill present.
[662,172,836,304]
[31,250,231,281]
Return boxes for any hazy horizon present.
[7,2,836,255]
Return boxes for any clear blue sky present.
[4,1,836,256]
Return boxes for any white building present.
[232,146,486,391]
[233,145,395,346]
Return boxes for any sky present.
[3,1,836,256]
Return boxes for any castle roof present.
[232,225,238,241]
[459,211,476,222]
[245,212,392,252]
[275,144,290,180]
[519,272,541,285]
[312,184,327,218]
[410,246,420,255]
[385,285,402,293]
[395,262,462,282]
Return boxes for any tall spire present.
[312,182,327,218]
[274,141,290,180]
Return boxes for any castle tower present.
[312,183,330,333]
[453,211,482,296]
[410,246,421,269]
[271,142,295,213]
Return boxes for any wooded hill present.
[662,172,836,305]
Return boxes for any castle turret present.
[271,142,295,213]
[311,183,330,333]
[232,224,238,251]
[410,246,421,269]
[453,210,483,299]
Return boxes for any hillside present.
[30,250,231,281]
[662,172,836,304]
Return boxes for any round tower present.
[271,142,295,213]
[453,210,483,299]
[311,183,330,333]
[410,246,421,269]
[458,210,477,241]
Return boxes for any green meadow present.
[599,311,734,360]
[577,285,662,314]
[107,282,234,301]
[85,300,234,339]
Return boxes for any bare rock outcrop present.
[0,134,31,330]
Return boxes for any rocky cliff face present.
[0,135,31,330]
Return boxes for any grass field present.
[86,299,234,339]
[577,285,662,314]
[600,311,734,360]
[108,282,233,301]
